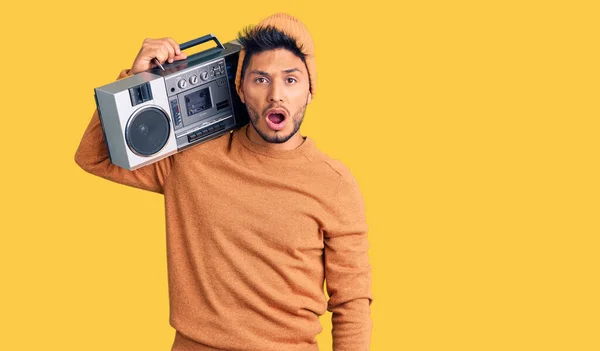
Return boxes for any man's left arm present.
[324,173,373,351]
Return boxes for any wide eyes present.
[253,77,298,84]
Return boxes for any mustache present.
[262,105,289,116]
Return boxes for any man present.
[75,13,372,351]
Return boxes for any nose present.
[268,80,284,103]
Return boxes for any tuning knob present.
[178,79,187,89]
[189,75,198,85]
[200,71,209,81]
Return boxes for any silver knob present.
[189,75,198,85]
[200,71,209,81]
[178,79,187,89]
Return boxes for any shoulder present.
[306,140,357,185]
[307,145,367,230]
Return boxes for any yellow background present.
[1,0,598,350]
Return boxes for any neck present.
[246,125,304,151]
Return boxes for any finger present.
[157,38,177,63]
[173,52,188,61]
[151,44,171,63]
[166,43,176,62]
[165,37,181,56]
[157,42,175,63]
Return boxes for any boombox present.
[94,34,249,170]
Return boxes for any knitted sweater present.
[74,70,373,351]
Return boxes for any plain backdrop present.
[1,1,599,350]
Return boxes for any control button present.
[200,71,209,81]
[189,75,198,85]
[178,79,187,89]
[170,100,181,126]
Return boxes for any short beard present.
[246,99,309,144]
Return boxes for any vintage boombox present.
[94,34,249,170]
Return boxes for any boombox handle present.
[179,34,225,51]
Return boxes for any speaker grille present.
[126,107,170,157]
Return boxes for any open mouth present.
[267,113,285,124]
[265,110,287,131]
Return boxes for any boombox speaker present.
[94,34,249,170]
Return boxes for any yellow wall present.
[1,1,598,350]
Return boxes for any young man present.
[75,13,372,351]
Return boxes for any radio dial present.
[178,79,187,89]
[189,75,198,85]
[200,71,209,81]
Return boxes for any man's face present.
[239,48,312,144]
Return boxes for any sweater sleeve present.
[74,69,173,194]
[324,173,373,351]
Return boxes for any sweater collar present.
[237,124,313,159]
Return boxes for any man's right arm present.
[74,38,188,194]
[74,85,172,193]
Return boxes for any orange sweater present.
[74,70,373,351]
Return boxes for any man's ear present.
[307,92,312,104]
[238,82,245,104]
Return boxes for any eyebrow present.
[250,68,302,76]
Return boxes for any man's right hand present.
[129,38,188,75]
